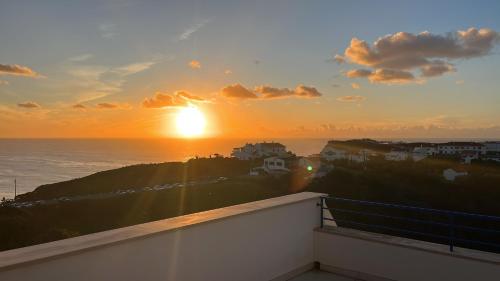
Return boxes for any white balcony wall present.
[0,193,323,281]
[315,228,500,281]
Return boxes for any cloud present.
[179,20,210,41]
[95,103,131,109]
[72,104,86,109]
[175,91,205,102]
[346,69,372,78]
[368,69,416,84]
[0,64,40,77]
[420,61,455,77]
[221,84,258,99]
[96,103,119,109]
[69,54,93,62]
[112,62,156,76]
[99,23,118,39]
[254,85,294,99]
[328,54,346,64]
[346,68,416,84]
[224,69,232,75]
[351,83,360,89]
[342,28,499,84]
[222,84,322,100]
[189,60,201,69]
[17,101,40,108]
[64,58,160,102]
[456,80,465,85]
[0,80,8,85]
[142,91,205,108]
[294,85,322,98]
[337,95,366,103]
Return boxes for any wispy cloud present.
[0,80,9,85]
[351,83,360,89]
[68,54,94,62]
[178,20,210,41]
[142,91,206,108]
[337,95,366,103]
[72,104,86,109]
[17,101,41,108]
[99,23,118,39]
[0,63,41,77]
[64,58,160,103]
[220,84,322,100]
[96,102,131,109]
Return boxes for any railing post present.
[448,213,455,252]
[320,197,324,228]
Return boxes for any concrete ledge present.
[0,192,324,272]
[315,226,500,281]
[317,226,500,265]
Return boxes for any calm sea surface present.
[0,138,330,199]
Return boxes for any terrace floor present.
[289,270,356,281]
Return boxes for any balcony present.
[1,192,499,281]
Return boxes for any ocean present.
[0,138,330,199]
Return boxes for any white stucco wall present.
[315,228,500,281]
[0,193,323,281]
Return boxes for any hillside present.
[16,157,255,202]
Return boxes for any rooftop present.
[1,192,499,281]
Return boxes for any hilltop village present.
[231,139,500,181]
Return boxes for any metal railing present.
[320,196,500,253]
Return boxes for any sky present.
[1,0,500,139]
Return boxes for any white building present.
[443,168,468,181]
[413,146,437,156]
[437,142,484,155]
[262,157,289,173]
[483,141,500,153]
[320,142,371,163]
[232,142,288,160]
[385,150,410,161]
[320,145,347,161]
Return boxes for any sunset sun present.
[175,106,206,137]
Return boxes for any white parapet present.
[315,227,500,281]
[0,192,324,281]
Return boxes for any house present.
[413,146,437,155]
[385,150,410,161]
[262,157,290,173]
[461,151,479,164]
[232,142,289,160]
[443,168,468,181]
[231,143,258,160]
[483,141,500,153]
[437,142,485,156]
[320,145,347,161]
[320,142,371,163]
[255,142,287,157]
